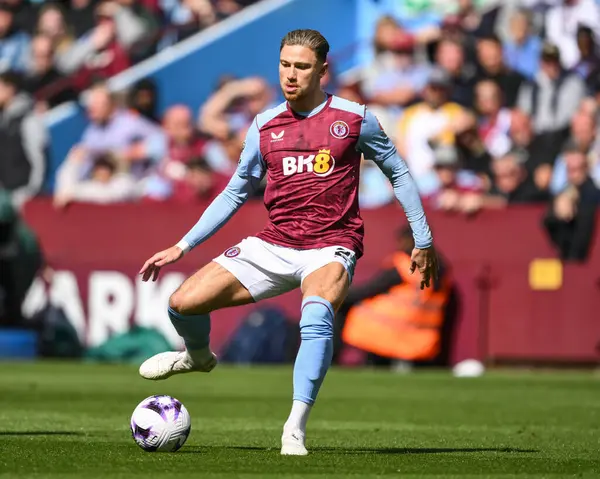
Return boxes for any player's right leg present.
[139,261,254,380]
[281,246,356,456]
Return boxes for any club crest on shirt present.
[224,246,241,258]
[330,120,349,139]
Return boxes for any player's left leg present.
[281,252,354,456]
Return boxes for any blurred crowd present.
[0,0,259,104]
[339,0,600,260]
[2,0,600,261]
[52,77,271,207]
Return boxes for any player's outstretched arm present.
[138,174,260,281]
[139,118,266,282]
[357,108,438,289]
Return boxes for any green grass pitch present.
[1,362,599,478]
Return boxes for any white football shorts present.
[213,236,357,301]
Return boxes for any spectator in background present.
[55,0,152,87]
[509,109,535,155]
[360,16,401,90]
[452,0,499,39]
[434,37,476,108]
[508,109,556,192]
[419,142,485,214]
[590,75,600,113]
[23,34,76,108]
[95,0,151,51]
[572,25,600,90]
[0,188,42,328]
[213,0,244,19]
[396,68,464,184]
[55,83,165,192]
[517,43,586,139]
[475,33,524,107]
[0,4,29,73]
[544,141,600,261]
[128,77,159,123]
[144,104,232,201]
[502,8,541,80]
[0,71,47,208]
[36,3,76,63]
[545,0,600,69]
[550,111,600,194]
[453,110,493,175]
[474,80,512,158]
[110,0,160,62]
[198,76,273,142]
[158,0,217,49]
[54,153,140,208]
[435,14,476,67]
[336,226,453,369]
[168,156,228,203]
[61,3,134,90]
[1,0,40,35]
[487,151,549,205]
[163,104,232,174]
[66,0,97,39]
[360,16,429,113]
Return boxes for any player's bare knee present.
[168,290,186,314]
[168,290,209,316]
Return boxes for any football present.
[130,395,191,452]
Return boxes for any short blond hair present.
[280,29,329,63]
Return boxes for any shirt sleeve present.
[357,108,433,249]
[236,118,266,179]
[176,119,265,252]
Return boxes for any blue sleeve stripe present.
[329,96,366,117]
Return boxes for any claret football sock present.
[285,296,334,433]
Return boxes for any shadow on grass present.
[179,446,539,454]
[0,431,85,437]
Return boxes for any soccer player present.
[138,29,438,455]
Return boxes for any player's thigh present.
[301,246,357,311]
[215,237,299,301]
[301,262,350,312]
[169,261,254,315]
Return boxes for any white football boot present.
[138,350,217,380]
[281,429,308,456]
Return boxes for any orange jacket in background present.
[342,252,451,361]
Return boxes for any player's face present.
[279,45,326,102]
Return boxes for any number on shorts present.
[334,248,356,277]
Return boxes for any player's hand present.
[409,246,439,290]
[139,246,184,282]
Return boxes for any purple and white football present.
[130,395,191,452]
